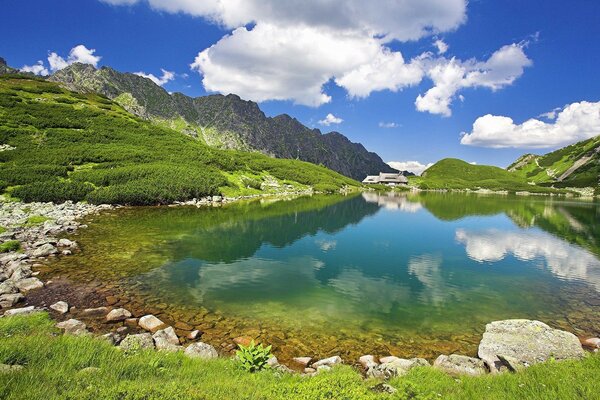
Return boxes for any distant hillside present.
[47,63,397,180]
[414,158,559,193]
[0,75,359,205]
[508,136,600,188]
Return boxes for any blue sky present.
[1,0,599,173]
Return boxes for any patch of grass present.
[22,215,51,226]
[1,313,599,399]
[0,240,20,253]
[0,226,6,234]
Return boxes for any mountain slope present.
[48,63,396,180]
[508,136,600,188]
[0,75,359,205]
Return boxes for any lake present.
[43,192,600,363]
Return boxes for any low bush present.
[236,341,273,372]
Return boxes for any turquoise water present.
[51,193,600,359]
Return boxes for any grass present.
[1,313,599,399]
[0,226,6,234]
[22,215,51,226]
[0,240,20,253]
[0,75,359,205]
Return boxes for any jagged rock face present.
[48,63,396,180]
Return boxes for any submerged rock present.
[478,319,585,372]
[184,342,218,359]
[433,354,487,376]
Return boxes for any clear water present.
[48,192,600,360]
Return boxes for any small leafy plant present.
[236,341,273,373]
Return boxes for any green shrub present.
[12,181,94,203]
[235,341,273,373]
[0,240,20,253]
[240,176,263,190]
[23,215,51,226]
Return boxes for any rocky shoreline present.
[1,198,599,380]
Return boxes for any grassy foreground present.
[1,313,599,399]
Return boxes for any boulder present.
[359,355,378,369]
[0,293,24,308]
[56,319,88,336]
[184,342,218,359]
[267,356,279,368]
[50,301,69,314]
[478,319,585,372]
[379,356,400,364]
[120,333,155,352]
[292,357,312,367]
[32,243,57,257]
[14,277,44,292]
[4,306,37,316]
[153,326,182,351]
[433,354,487,376]
[311,356,342,368]
[106,308,132,322]
[139,314,166,332]
[367,358,429,379]
[10,264,32,280]
[0,280,18,295]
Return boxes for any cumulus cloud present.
[433,39,448,54]
[456,229,600,291]
[379,121,401,128]
[20,60,49,76]
[134,68,175,86]
[318,113,343,126]
[387,161,433,176]
[461,101,600,148]
[416,43,532,116]
[48,45,101,71]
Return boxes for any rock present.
[581,337,600,349]
[0,293,24,308]
[56,319,88,336]
[81,306,109,317]
[359,355,378,369]
[187,330,201,340]
[311,356,342,368]
[139,314,166,332]
[497,354,527,372]
[379,356,400,364]
[292,357,312,367]
[57,238,76,247]
[0,364,24,373]
[370,383,397,394]
[478,319,585,372]
[174,321,193,330]
[10,264,32,280]
[433,354,487,377]
[106,308,132,322]
[316,365,332,373]
[32,243,57,257]
[116,326,128,334]
[4,306,37,316]
[62,250,72,256]
[367,358,429,379]
[14,277,44,292]
[184,342,218,359]
[304,367,316,374]
[120,333,155,352]
[212,196,222,203]
[124,318,138,327]
[0,280,18,295]
[153,326,181,351]
[101,332,122,345]
[233,336,253,347]
[267,356,279,368]
[50,301,69,314]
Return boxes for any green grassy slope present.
[508,136,600,188]
[0,75,358,205]
[1,313,599,399]
[411,158,560,193]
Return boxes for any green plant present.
[23,216,51,226]
[0,240,20,253]
[235,341,273,373]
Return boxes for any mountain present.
[0,57,18,75]
[48,63,397,180]
[0,74,359,205]
[508,135,600,188]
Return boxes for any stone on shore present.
[14,277,44,292]
[478,319,585,372]
[139,314,166,332]
[101,332,123,346]
[4,306,37,316]
[57,238,76,248]
[106,308,132,322]
[32,243,57,258]
[292,357,312,367]
[50,301,69,314]
[10,264,32,280]
[581,337,600,349]
[56,319,88,336]
[359,355,378,369]
[0,281,18,295]
[187,330,201,340]
[184,342,218,359]
[0,293,24,308]
[367,358,429,379]
[311,356,342,368]
[81,306,109,317]
[153,326,182,352]
[433,354,487,376]
[120,333,155,352]
[267,356,279,368]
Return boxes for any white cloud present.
[461,101,600,148]
[433,39,448,54]
[416,43,532,116]
[134,68,175,86]
[387,161,433,176]
[379,122,401,128]
[456,229,600,291]
[45,44,102,72]
[20,60,49,76]
[318,113,343,126]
